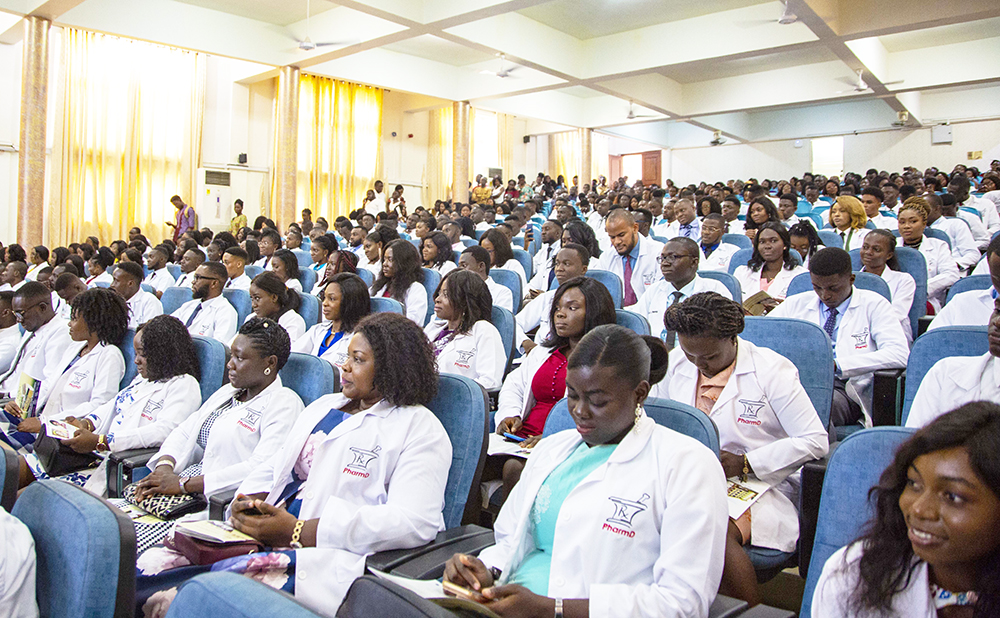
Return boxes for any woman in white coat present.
[658,292,829,604]
[445,325,729,617]
[270,249,303,293]
[370,239,427,326]
[896,197,960,312]
[292,273,371,371]
[425,270,505,390]
[481,229,528,291]
[812,402,1000,618]
[827,196,870,252]
[421,232,457,277]
[732,222,807,308]
[243,272,306,342]
[5,287,128,465]
[138,313,452,618]
[859,230,916,342]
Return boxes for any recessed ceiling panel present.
[657,45,841,84]
[558,85,605,99]
[382,35,495,67]
[175,0,338,26]
[877,16,1000,53]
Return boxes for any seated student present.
[480,229,528,291]
[243,238,261,267]
[270,248,303,293]
[770,248,908,427]
[906,301,1000,428]
[458,246,515,315]
[828,196,869,252]
[658,293,829,603]
[777,193,805,229]
[699,213,740,272]
[293,273,370,370]
[53,272,88,319]
[0,292,18,374]
[222,247,252,291]
[245,272,306,342]
[662,198,701,240]
[493,277,616,498]
[743,197,781,242]
[360,230,386,275]
[172,247,204,289]
[931,236,1000,331]
[598,209,664,308]
[425,270,505,390]
[527,220,563,294]
[515,244,590,352]
[860,187,897,230]
[896,197,960,312]
[925,193,980,270]
[812,402,1000,618]
[0,261,27,293]
[25,245,48,281]
[733,221,808,306]
[0,282,73,408]
[130,318,302,527]
[421,231,457,276]
[170,262,238,344]
[110,262,163,330]
[139,313,451,617]
[143,245,176,299]
[859,229,916,341]
[788,221,822,270]
[634,238,733,344]
[951,173,1000,238]
[561,219,602,269]
[445,325,728,617]
[721,195,746,236]
[0,503,37,618]
[370,239,427,326]
[944,192,990,252]
[254,228,281,270]
[85,247,115,288]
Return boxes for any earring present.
[634,402,642,426]
[264,368,271,375]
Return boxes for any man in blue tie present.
[664,199,701,240]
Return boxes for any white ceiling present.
[0,0,998,148]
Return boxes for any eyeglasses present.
[13,301,45,319]
[656,254,695,264]
[193,274,221,282]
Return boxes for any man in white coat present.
[661,199,701,241]
[769,248,909,428]
[171,262,238,344]
[110,262,163,330]
[222,247,252,291]
[527,220,562,295]
[0,282,74,400]
[171,248,205,289]
[599,209,664,308]
[143,246,176,299]
[699,214,741,272]
[951,174,1000,238]
[925,193,979,270]
[929,236,999,331]
[0,292,21,375]
[457,246,514,315]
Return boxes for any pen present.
[503,433,525,443]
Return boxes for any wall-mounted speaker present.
[522,135,531,143]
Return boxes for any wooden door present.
[609,155,622,183]
[642,150,661,187]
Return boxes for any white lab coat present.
[699,243,741,272]
[0,316,73,398]
[654,340,828,551]
[928,288,993,330]
[868,213,897,230]
[733,264,808,301]
[0,507,37,618]
[292,322,352,370]
[477,416,728,618]
[485,276,515,314]
[632,277,734,340]
[424,320,505,390]
[597,234,665,307]
[496,344,563,423]
[862,267,916,342]
[243,310,306,343]
[226,273,252,292]
[500,258,529,291]
[515,290,555,346]
[829,227,869,252]
[371,281,427,326]
[723,218,745,235]
[662,218,702,241]
[82,373,202,496]
[171,295,239,344]
[956,210,990,250]
[897,236,959,311]
[428,261,457,277]
[234,394,452,616]
[172,272,194,289]
[150,377,303,497]
[285,278,303,293]
[811,544,935,618]
[127,290,164,330]
[85,271,113,288]
[531,241,561,289]
[905,352,1000,428]
[38,342,125,423]
[929,217,979,269]
[769,288,909,423]
[961,194,1000,237]
[144,268,175,295]
[0,324,20,375]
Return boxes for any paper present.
[175,520,259,545]
[487,433,532,458]
[726,477,771,520]
[14,374,39,418]
[369,570,502,618]
[45,419,77,439]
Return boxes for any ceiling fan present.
[626,101,657,120]
[479,54,521,78]
[741,1,799,26]
[835,69,904,93]
[291,0,358,52]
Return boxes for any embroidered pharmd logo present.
[454,350,475,369]
[344,446,381,478]
[737,398,766,426]
[851,328,870,349]
[603,493,650,538]
[237,409,262,432]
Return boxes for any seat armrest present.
[871,369,905,426]
[389,532,496,580]
[366,525,492,576]
[737,606,795,618]
[106,447,159,498]
[708,594,749,618]
[208,489,238,520]
[798,442,841,581]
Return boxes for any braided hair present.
[355,312,437,406]
[238,317,291,372]
[663,291,745,340]
[568,324,669,389]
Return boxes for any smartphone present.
[442,580,480,601]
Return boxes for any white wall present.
[669,139,812,185]
[0,40,21,243]
[380,90,432,205]
[843,120,1000,173]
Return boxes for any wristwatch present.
[554,598,564,618]
[178,477,190,493]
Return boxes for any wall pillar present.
[274,65,300,228]
[17,16,50,245]
[452,100,470,203]
[580,127,592,187]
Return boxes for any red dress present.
[517,349,568,438]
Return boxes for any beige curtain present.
[49,28,206,246]
[423,106,453,207]
[549,131,581,184]
[497,112,514,180]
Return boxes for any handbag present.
[166,529,262,565]
[34,426,101,477]
[122,482,207,520]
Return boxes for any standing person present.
[300,209,314,236]
[166,195,196,244]
[229,199,247,236]
[369,180,388,216]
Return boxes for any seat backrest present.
[192,336,227,404]
[296,291,321,329]
[512,248,533,279]
[0,442,18,511]
[426,375,489,528]
[161,286,193,316]
[490,268,523,313]
[490,306,515,377]
[698,270,743,301]
[786,271,891,303]
[13,480,136,618]
[338,576,456,618]
[615,309,650,336]
[117,329,138,390]
[817,229,843,249]
[721,233,752,250]
[298,268,317,294]
[946,274,991,304]
[542,397,720,456]
[293,249,312,270]
[649,234,669,245]
[806,213,825,229]
[893,247,928,340]
[93,281,110,288]
[166,263,181,280]
[222,289,253,327]
[279,352,338,406]
[924,227,952,248]
[801,427,915,618]
[901,326,988,423]
[727,248,753,275]
[244,265,263,279]
[742,317,834,429]
[420,268,441,326]
[370,297,404,315]
[140,283,155,294]
[584,269,623,309]
[461,238,478,248]
[356,268,375,287]
[167,572,322,618]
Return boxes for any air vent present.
[205,171,231,187]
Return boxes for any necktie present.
[185,303,203,328]
[225,280,232,288]
[622,255,637,306]
[823,307,838,340]
[680,224,692,238]
[662,291,685,349]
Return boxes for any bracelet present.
[96,435,108,452]
[741,454,750,483]
[554,598,564,618]
[290,519,305,549]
